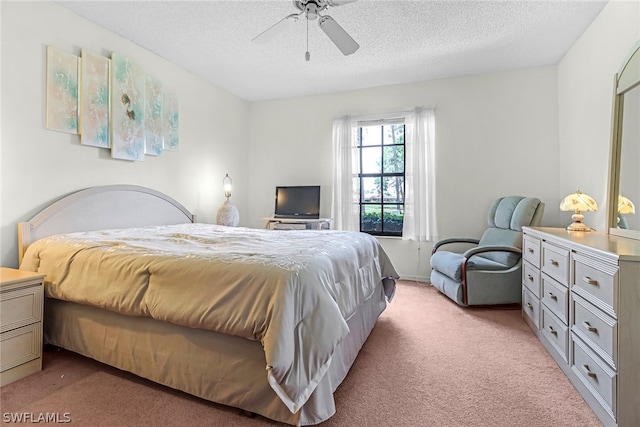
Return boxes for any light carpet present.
[0,281,602,426]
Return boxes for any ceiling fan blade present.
[318,15,359,55]
[252,13,299,44]
[326,0,358,6]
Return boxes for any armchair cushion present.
[478,196,542,266]
[430,251,510,282]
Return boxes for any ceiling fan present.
[252,0,360,61]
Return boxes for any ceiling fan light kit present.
[252,0,359,60]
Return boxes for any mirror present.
[607,40,640,239]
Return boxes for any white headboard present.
[18,185,195,264]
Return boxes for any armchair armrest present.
[459,245,523,306]
[462,245,522,260]
[432,238,480,255]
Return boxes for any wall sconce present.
[216,174,239,227]
[617,195,635,229]
[559,190,598,232]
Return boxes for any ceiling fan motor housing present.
[294,0,329,20]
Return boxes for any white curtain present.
[331,116,360,231]
[403,107,438,242]
[332,108,437,241]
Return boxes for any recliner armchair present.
[430,196,544,306]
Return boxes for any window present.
[357,120,405,236]
[332,108,437,242]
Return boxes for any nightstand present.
[0,267,45,386]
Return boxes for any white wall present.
[2,1,637,282]
[0,1,250,268]
[558,0,640,231]
[247,67,561,280]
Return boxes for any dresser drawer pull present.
[582,276,598,286]
[581,364,598,379]
[582,321,598,333]
[548,325,558,336]
[527,274,534,281]
[528,248,534,253]
[550,259,559,266]
[526,302,533,310]
[547,292,557,300]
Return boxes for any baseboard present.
[397,274,429,284]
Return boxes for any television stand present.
[262,217,332,230]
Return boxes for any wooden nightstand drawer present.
[522,262,540,297]
[523,235,541,268]
[541,274,568,324]
[0,323,42,372]
[541,242,569,286]
[1,285,43,334]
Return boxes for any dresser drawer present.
[541,242,569,286]
[522,262,541,297]
[0,323,42,373]
[0,284,43,334]
[522,287,540,329]
[571,337,616,419]
[541,306,568,363]
[541,274,568,324]
[572,253,618,317]
[523,235,541,268]
[572,295,617,369]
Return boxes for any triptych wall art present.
[45,45,180,161]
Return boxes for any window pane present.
[383,204,404,233]
[383,125,404,145]
[362,176,381,202]
[382,145,404,173]
[361,146,381,174]
[383,176,404,203]
[360,126,381,147]
[361,204,382,232]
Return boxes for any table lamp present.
[617,195,635,228]
[559,190,598,231]
[216,174,239,226]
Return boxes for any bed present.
[17,185,398,426]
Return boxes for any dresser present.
[521,227,640,427]
[0,267,45,386]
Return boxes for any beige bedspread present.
[20,223,398,413]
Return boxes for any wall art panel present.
[163,90,179,151]
[110,52,145,161]
[80,49,110,148]
[145,74,164,156]
[46,46,79,134]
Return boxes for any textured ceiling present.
[57,0,608,101]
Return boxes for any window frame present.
[356,119,406,237]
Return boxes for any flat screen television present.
[274,186,321,219]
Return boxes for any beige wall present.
[0,1,250,267]
[1,1,637,281]
[558,0,640,231]
[247,65,561,280]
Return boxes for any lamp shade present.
[559,190,597,232]
[559,190,598,213]
[618,195,635,214]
